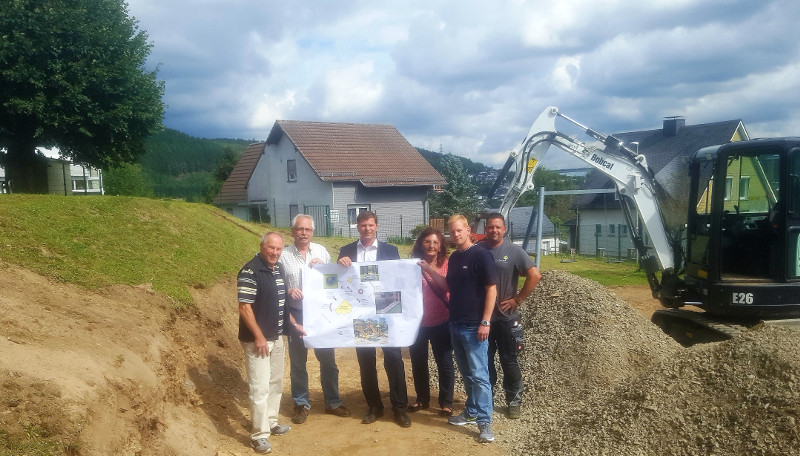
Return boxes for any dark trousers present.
[356,346,408,410]
[408,322,454,408]
[488,318,523,406]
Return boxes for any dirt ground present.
[607,285,662,319]
[0,262,666,456]
[2,262,527,456]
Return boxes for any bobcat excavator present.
[489,106,800,345]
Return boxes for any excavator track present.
[651,309,751,346]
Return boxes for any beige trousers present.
[241,338,285,440]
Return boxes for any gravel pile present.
[515,270,679,409]
[496,271,800,455]
[431,271,800,455]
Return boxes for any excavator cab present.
[684,139,800,319]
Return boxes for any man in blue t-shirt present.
[445,214,497,444]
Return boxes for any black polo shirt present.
[237,253,286,341]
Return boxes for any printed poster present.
[301,259,423,348]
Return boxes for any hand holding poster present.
[300,259,423,348]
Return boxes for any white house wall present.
[511,237,558,256]
[578,208,638,258]
[256,136,334,227]
[219,206,249,221]
[248,149,270,204]
[331,183,428,239]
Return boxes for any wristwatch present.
[480,320,491,327]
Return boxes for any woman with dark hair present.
[408,227,455,416]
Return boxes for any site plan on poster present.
[301,259,423,348]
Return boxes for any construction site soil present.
[1,264,798,455]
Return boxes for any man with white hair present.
[237,232,291,454]
[281,214,350,425]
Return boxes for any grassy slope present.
[0,195,272,305]
[0,195,647,307]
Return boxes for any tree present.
[515,166,585,235]
[205,147,239,203]
[103,163,153,197]
[428,154,483,220]
[0,0,165,193]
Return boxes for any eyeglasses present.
[293,227,313,232]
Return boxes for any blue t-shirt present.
[446,244,497,324]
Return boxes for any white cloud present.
[320,61,384,118]
[122,0,800,166]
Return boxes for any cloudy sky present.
[126,0,800,169]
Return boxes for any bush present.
[387,235,414,245]
[410,224,428,240]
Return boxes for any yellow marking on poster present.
[335,300,353,315]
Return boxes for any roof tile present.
[213,142,265,205]
[269,121,445,186]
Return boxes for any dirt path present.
[0,263,499,456]
[607,284,662,318]
[1,262,664,455]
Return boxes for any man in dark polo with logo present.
[480,212,541,419]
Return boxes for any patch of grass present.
[0,426,64,456]
[0,195,268,306]
[538,253,649,286]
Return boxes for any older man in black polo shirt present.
[238,232,292,454]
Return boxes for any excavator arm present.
[493,106,684,304]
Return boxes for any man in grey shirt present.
[480,212,541,419]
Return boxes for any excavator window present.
[719,152,780,281]
[788,149,800,279]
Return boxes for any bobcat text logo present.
[590,154,614,170]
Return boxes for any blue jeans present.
[450,322,492,424]
[287,308,343,409]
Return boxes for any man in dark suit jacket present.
[337,210,410,428]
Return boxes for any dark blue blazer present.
[338,240,400,262]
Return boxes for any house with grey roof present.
[214,121,446,239]
[570,117,749,258]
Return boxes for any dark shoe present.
[325,405,352,417]
[439,406,453,417]
[291,405,308,424]
[448,410,477,426]
[393,408,411,427]
[407,401,429,413]
[361,406,384,424]
[507,405,521,419]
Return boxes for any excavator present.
[488,106,800,345]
